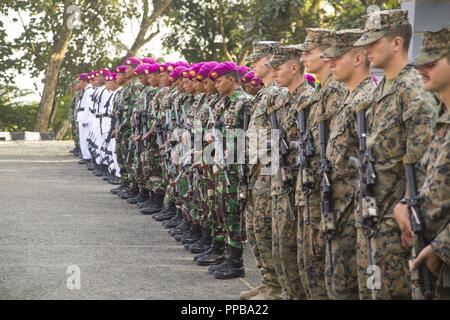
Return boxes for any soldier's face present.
[418,57,450,93]
[204,78,217,95]
[253,56,271,79]
[138,74,148,85]
[364,37,394,69]
[273,63,294,87]
[329,52,354,82]
[117,73,126,84]
[300,47,325,74]
[176,79,185,91]
[147,74,159,87]
[194,80,204,93]
[215,76,233,96]
[125,66,135,78]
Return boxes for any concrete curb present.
[0,131,55,141]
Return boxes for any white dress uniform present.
[76,84,95,160]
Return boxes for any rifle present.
[296,108,315,225]
[349,108,377,270]
[318,118,335,274]
[238,106,250,241]
[405,163,434,300]
[208,105,231,188]
[268,110,295,221]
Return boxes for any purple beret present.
[238,65,250,78]
[124,56,140,66]
[99,68,110,76]
[251,76,262,87]
[105,72,118,81]
[115,65,127,73]
[159,62,175,73]
[135,63,150,75]
[144,63,160,74]
[88,71,96,79]
[188,63,204,79]
[79,73,90,81]
[208,62,238,81]
[175,61,189,68]
[241,71,255,84]
[196,62,219,81]
[169,66,188,82]
[304,73,316,84]
[141,57,156,64]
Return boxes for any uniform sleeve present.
[431,223,450,266]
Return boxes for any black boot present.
[87,161,97,171]
[111,182,127,194]
[196,240,226,266]
[94,164,107,176]
[163,210,183,229]
[127,188,149,204]
[182,223,202,245]
[140,192,165,215]
[213,246,245,279]
[119,185,139,199]
[109,176,122,185]
[169,220,190,237]
[189,226,213,254]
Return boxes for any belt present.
[95,115,102,118]
[78,108,85,112]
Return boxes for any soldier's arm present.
[431,223,450,266]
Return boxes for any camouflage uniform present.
[296,29,348,300]
[355,10,439,300]
[213,89,252,250]
[117,78,143,186]
[410,27,450,300]
[268,44,318,300]
[320,29,373,300]
[246,81,283,293]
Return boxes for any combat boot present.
[78,158,90,165]
[249,286,282,300]
[163,210,183,229]
[188,226,212,253]
[119,185,139,199]
[196,240,226,266]
[213,246,245,279]
[140,192,165,215]
[193,247,211,261]
[240,284,266,300]
[153,204,175,218]
[127,188,149,204]
[111,182,127,194]
[108,176,122,185]
[181,224,202,245]
[169,220,190,237]
[94,164,107,176]
[153,204,177,221]
[87,161,97,171]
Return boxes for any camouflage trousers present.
[272,192,306,300]
[132,146,146,189]
[324,211,359,300]
[246,175,280,290]
[297,204,329,300]
[71,119,80,149]
[116,134,130,184]
[355,226,376,300]
[370,217,411,300]
[205,165,224,243]
[215,166,242,249]
[144,144,166,193]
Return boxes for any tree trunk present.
[55,120,70,140]
[125,0,173,58]
[35,1,74,132]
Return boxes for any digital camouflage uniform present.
[296,28,348,300]
[320,29,372,300]
[268,44,318,300]
[246,81,282,293]
[410,27,450,300]
[355,10,439,300]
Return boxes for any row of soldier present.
[68,9,449,300]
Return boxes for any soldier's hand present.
[393,203,414,248]
[410,245,442,277]
[204,132,214,143]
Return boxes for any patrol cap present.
[354,9,410,47]
[321,29,364,59]
[298,28,334,51]
[412,27,450,67]
[246,41,279,62]
[266,45,302,68]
